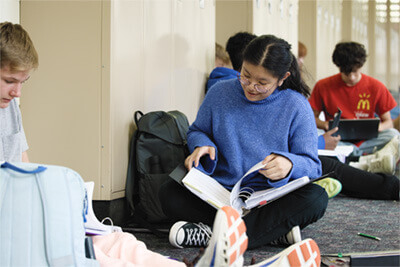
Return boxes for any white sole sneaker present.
[169,221,212,248]
[250,238,321,267]
[368,154,396,175]
[196,206,248,267]
[359,136,400,165]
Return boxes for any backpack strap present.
[35,168,77,266]
[134,111,144,125]
[126,110,145,214]
[1,162,47,173]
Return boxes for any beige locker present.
[20,0,214,200]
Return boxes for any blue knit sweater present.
[188,79,321,190]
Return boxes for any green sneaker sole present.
[314,178,342,199]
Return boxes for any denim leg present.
[338,128,400,156]
[357,128,400,154]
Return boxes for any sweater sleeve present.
[317,135,325,149]
[187,97,218,175]
[271,100,322,181]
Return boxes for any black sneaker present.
[169,221,212,248]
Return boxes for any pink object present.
[92,232,185,267]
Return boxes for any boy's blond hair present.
[0,22,39,71]
[215,43,231,67]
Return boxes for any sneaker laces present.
[184,223,212,247]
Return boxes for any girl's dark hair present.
[243,35,310,97]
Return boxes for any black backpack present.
[125,110,189,225]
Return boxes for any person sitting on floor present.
[1,22,323,267]
[160,34,328,250]
[206,33,257,94]
[308,41,399,164]
[205,32,400,203]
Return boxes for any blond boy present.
[0,22,38,162]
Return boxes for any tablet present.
[328,118,380,141]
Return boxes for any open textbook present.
[318,145,354,163]
[170,162,328,216]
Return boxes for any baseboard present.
[92,197,131,227]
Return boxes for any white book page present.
[230,161,266,213]
[318,145,353,163]
[182,168,231,209]
[244,176,310,208]
[84,182,122,235]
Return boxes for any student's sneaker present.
[367,154,396,175]
[196,206,248,267]
[270,226,302,246]
[250,238,321,267]
[359,135,399,167]
[348,161,369,171]
[378,135,399,162]
[169,221,212,248]
[314,178,342,199]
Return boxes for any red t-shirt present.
[309,73,397,121]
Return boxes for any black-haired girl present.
[160,35,328,249]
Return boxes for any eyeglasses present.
[237,74,274,93]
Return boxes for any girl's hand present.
[184,146,216,170]
[259,154,293,180]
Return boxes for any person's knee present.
[381,128,400,138]
[306,184,329,218]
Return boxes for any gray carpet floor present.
[130,195,400,266]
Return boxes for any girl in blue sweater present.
[160,35,328,250]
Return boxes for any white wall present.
[215,0,252,48]
[19,0,214,200]
[253,0,298,51]
[315,0,341,83]
[0,0,19,23]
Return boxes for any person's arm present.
[313,109,329,131]
[269,100,322,183]
[22,151,29,162]
[378,111,394,131]
[322,127,340,150]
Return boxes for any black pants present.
[319,156,400,200]
[159,180,328,249]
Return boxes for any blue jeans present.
[339,128,400,156]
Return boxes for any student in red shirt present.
[309,42,399,161]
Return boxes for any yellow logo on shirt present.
[357,93,370,110]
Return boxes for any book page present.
[318,145,353,163]
[84,182,122,235]
[244,176,310,208]
[230,161,266,213]
[182,168,231,209]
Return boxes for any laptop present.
[328,118,380,141]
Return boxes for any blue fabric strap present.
[0,162,47,174]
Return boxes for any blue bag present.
[0,162,99,266]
